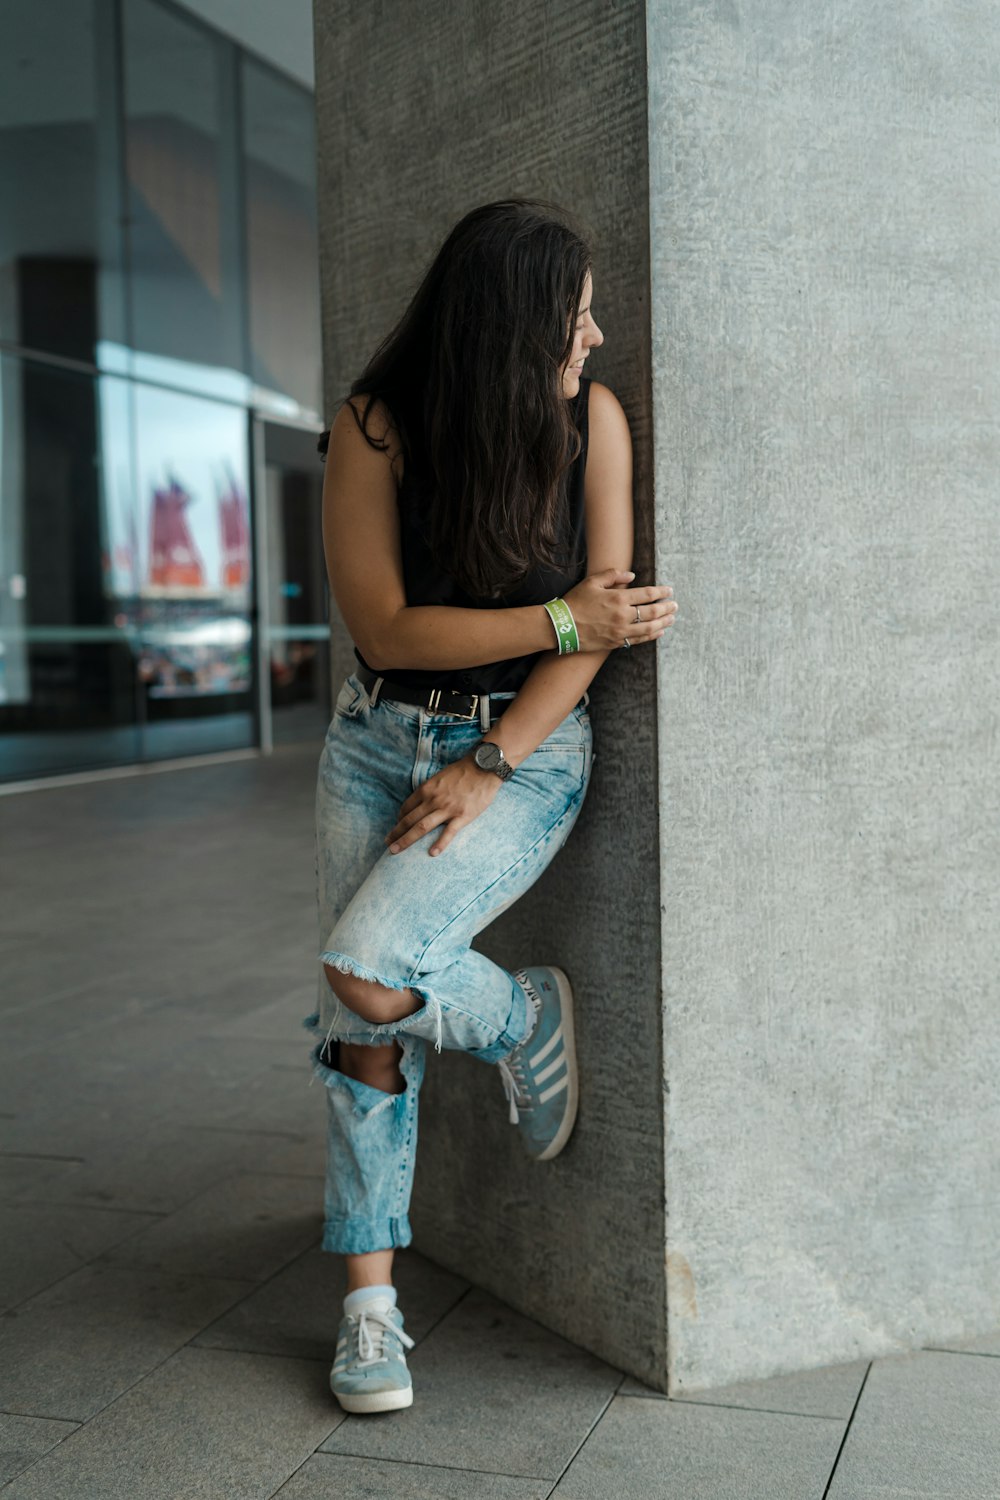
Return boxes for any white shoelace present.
[348,1307,415,1366]
[497,1054,530,1125]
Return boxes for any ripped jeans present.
[302,669,594,1255]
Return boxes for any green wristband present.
[542,596,580,655]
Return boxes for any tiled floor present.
[2,745,997,1498]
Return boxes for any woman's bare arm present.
[322,399,553,670]
[478,380,670,768]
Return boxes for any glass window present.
[0,352,141,781]
[0,0,126,365]
[130,384,255,761]
[122,0,247,401]
[242,59,322,419]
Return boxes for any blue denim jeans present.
[302,670,594,1255]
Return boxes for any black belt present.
[356,665,510,723]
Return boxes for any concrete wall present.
[313,1,667,1383]
[314,0,1000,1393]
[649,1,1000,1390]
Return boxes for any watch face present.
[475,741,502,770]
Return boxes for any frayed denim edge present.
[316,949,445,1056]
[301,1010,423,1122]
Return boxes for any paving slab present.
[274,1451,549,1499]
[827,1349,1000,1499]
[0,1201,161,1311]
[551,1394,843,1499]
[0,1263,254,1421]
[620,1355,869,1417]
[0,1414,79,1486]
[0,1121,282,1216]
[177,1119,327,1183]
[194,1244,468,1361]
[184,1061,327,1137]
[95,1171,322,1281]
[320,1285,620,1479]
[205,983,318,1042]
[2,1347,339,1500]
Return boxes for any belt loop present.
[369,675,384,708]
[581,688,590,708]
[478,694,490,733]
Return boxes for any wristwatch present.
[473,740,514,781]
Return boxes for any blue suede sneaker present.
[497,966,579,1161]
[330,1293,415,1413]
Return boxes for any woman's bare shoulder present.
[586,380,632,455]
[334,394,405,485]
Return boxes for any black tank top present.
[354,375,591,695]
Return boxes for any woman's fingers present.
[624,584,673,605]
[429,816,466,857]
[385,805,447,854]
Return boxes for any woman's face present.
[560,271,604,396]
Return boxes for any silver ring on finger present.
[634,606,642,624]
[622,636,632,650]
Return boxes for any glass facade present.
[0,0,325,784]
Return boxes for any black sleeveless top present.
[354,375,591,695]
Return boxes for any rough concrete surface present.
[313,0,666,1385]
[648,1,1000,1388]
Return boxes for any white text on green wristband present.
[542,597,580,655]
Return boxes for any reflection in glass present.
[129,384,254,759]
[0,353,140,780]
[0,0,126,364]
[243,60,322,418]
[122,0,245,391]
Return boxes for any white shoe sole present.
[534,965,579,1161]
[332,1381,413,1413]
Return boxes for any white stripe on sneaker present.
[530,1021,563,1068]
[538,1074,569,1104]
[534,1050,565,1084]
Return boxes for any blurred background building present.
[0,0,326,786]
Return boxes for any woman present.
[303,198,677,1414]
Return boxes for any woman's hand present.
[385,754,501,857]
[563,567,676,651]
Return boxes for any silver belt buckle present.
[426,687,479,720]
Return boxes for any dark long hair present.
[318,198,593,598]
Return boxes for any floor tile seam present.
[0,1193,166,1221]
[0,1412,83,1489]
[183,1341,330,1366]
[664,1395,848,1422]
[0,1151,86,1165]
[4,1284,332,1436]
[181,1234,325,1350]
[0,1225,231,1319]
[0,1204,184,1312]
[0,1160,309,1226]
[0,1409,82,1426]
[542,1383,620,1498]
[315,1447,554,1482]
[184,1125,310,1142]
[820,1360,872,1500]
[0,966,143,1014]
[266,1436,344,1500]
[393,1280,474,1353]
[920,1344,1000,1360]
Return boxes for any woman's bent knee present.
[322,961,421,1025]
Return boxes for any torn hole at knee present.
[321,952,420,1025]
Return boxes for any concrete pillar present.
[314,0,1000,1392]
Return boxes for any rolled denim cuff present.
[321,1214,413,1255]
[466,974,530,1063]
